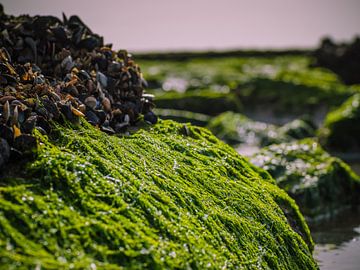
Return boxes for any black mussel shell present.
[0,138,10,167]
[0,124,14,144]
[13,134,37,153]
[85,110,100,125]
[144,111,158,124]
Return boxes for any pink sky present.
[2,0,360,52]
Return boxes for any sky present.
[1,0,360,52]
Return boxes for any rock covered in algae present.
[251,139,360,220]
[319,93,360,152]
[0,120,317,269]
[207,111,315,147]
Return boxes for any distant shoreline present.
[134,48,313,60]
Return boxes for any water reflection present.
[311,207,360,246]
[310,207,360,269]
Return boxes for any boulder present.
[207,111,315,147]
[251,139,360,220]
[319,93,360,152]
[0,120,317,269]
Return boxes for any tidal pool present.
[311,207,360,270]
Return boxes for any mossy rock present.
[155,90,242,115]
[279,118,316,140]
[250,139,360,220]
[319,93,360,152]
[139,56,357,119]
[0,120,317,269]
[207,112,316,147]
[236,78,351,116]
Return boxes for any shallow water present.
[311,208,360,270]
[312,163,360,270]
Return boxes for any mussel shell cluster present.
[0,5,157,167]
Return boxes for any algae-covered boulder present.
[207,111,315,147]
[251,139,360,220]
[320,93,360,152]
[279,118,317,140]
[0,120,317,269]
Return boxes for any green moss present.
[0,120,317,269]
[251,139,360,220]
[207,112,315,147]
[320,93,360,152]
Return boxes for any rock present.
[319,93,360,152]
[279,117,316,140]
[313,36,360,85]
[207,111,283,146]
[0,121,317,269]
[207,111,315,147]
[251,139,360,220]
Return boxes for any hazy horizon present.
[2,0,360,53]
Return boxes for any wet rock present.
[207,111,315,147]
[319,93,360,152]
[251,139,360,220]
[0,119,318,269]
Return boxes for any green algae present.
[207,112,315,147]
[0,120,317,269]
[139,56,357,116]
[251,139,360,220]
[320,93,360,152]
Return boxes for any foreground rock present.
[319,93,360,152]
[251,139,360,220]
[0,120,317,269]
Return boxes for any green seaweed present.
[251,139,360,220]
[139,56,358,116]
[0,120,317,269]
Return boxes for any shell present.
[84,96,97,110]
[71,107,85,117]
[13,125,21,138]
[102,97,111,112]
